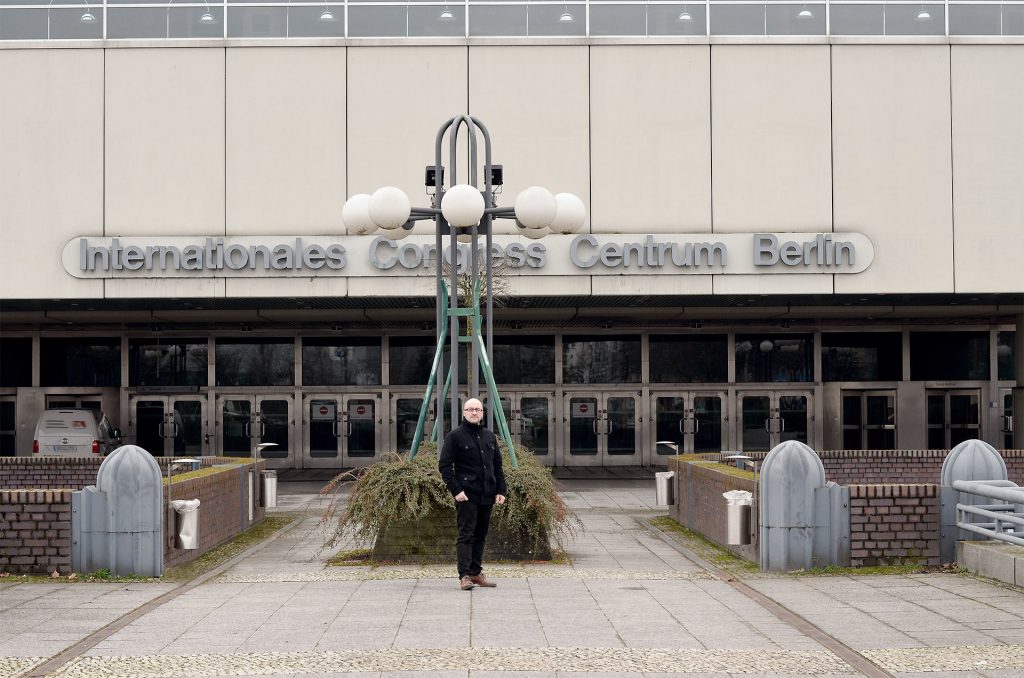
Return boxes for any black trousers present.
[455,501,493,578]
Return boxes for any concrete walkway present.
[1,479,1024,677]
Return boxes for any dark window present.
[492,336,555,385]
[389,336,467,386]
[736,334,813,383]
[822,333,902,381]
[303,337,381,386]
[40,338,120,387]
[0,338,32,387]
[998,331,1015,381]
[215,338,294,387]
[910,332,989,381]
[563,335,641,384]
[129,339,208,387]
[649,335,728,383]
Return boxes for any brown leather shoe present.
[469,573,497,587]
[460,575,476,591]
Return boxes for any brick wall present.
[669,457,758,563]
[734,449,1024,485]
[0,490,73,575]
[0,457,102,490]
[848,484,940,567]
[0,459,265,574]
[163,463,266,570]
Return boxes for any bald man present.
[439,398,507,590]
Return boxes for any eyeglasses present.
[464,407,483,413]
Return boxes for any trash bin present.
[170,499,200,550]
[655,471,675,506]
[723,490,752,545]
[260,470,278,508]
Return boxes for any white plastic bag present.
[722,490,753,506]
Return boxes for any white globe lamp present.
[342,194,377,235]
[550,193,586,234]
[441,184,485,228]
[514,186,557,229]
[385,226,412,241]
[521,226,549,240]
[369,186,411,230]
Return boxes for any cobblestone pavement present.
[4,480,1024,678]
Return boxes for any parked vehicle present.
[33,409,121,456]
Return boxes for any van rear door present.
[36,415,95,455]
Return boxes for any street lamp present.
[342,115,586,466]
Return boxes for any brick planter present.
[0,489,74,575]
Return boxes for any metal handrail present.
[953,479,1024,548]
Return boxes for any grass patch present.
[0,570,156,584]
[326,546,573,568]
[793,563,931,576]
[162,514,296,583]
[649,516,761,576]
[163,465,239,485]
[328,548,374,566]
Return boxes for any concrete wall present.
[1,44,1022,300]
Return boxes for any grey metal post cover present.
[72,445,164,577]
[939,439,1008,563]
[759,440,825,572]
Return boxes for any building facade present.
[1,13,1022,468]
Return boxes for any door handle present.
[606,418,614,435]
[678,419,685,435]
[332,420,340,437]
[693,418,700,434]
[764,419,771,433]
[260,421,267,438]
[244,421,252,438]
[157,422,165,438]
[780,418,786,432]
[592,419,599,435]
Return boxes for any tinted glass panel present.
[949,4,1001,35]
[289,5,345,37]
[492,336,555,385]
[766,4,825,34]
[129,340,208,387]
[469,4,527,35]
[829,3,884,34]
[998,331,1015,381]
[303,337,381,386]
[389,337,467,386]
[736,334,812,383]
[40,338,120,387]
[0,338,32,387]
[910,332,989,381]
[215,339,294,387]
[590,4,646,35]
[528,4,586,36]
[885,4,944,35]
[650,335,728,383]
[563,335,641,384]
[409,4,463,36]
[711,4,765,35]
[228,6,285,37]
[648,4,707,35]
[822,333,902,381]
[348,5,407,36]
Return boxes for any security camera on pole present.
[342,116,586,467]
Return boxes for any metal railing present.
[953,479,1024,548]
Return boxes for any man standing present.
[439,398,507,590]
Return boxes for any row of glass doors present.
[125,389,819,468]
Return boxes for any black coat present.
[438,420,508,505]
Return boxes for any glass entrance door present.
[564,393,640,466]
[841,390,896,450]
[391,394,436,456]
[484,393,554,463]
[129,396,206,457]
[926,389,981,449]
[0,397,15,456]
[738,391,813,452]
[303,394,381,468]
[653,391,727,456]
[216,395,294,466]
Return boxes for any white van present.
[33,409,121,456]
